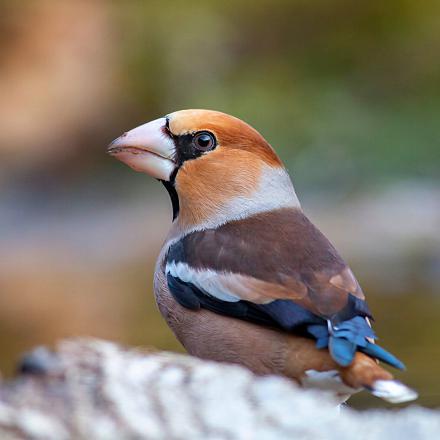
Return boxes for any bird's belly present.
[154,269,289,376]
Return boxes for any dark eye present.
[193,132,216,151]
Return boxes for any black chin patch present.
[161,177,179,221]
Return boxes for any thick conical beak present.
[107,117,176,181]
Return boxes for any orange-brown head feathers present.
[108,109,300,230]
[168,109,282,167]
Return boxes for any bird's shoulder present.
[166,207,366,318]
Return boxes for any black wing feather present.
[167,273,325,330]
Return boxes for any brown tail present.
[283,335,418,404]
[340,352,418,404]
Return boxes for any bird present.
[108,109,417,404]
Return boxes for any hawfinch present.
[108,109,417,404]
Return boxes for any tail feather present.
[369,380,418,404]
[339,352,418,404]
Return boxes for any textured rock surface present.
[0,339,437,440]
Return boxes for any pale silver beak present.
[107,117,176,181]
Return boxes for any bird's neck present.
[172,165,301,235]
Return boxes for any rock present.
[0,339,437,440]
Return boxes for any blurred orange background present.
[0,0,439,409]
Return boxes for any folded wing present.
[165,207,403,369]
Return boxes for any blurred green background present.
[0,0,439,410]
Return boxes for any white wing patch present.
[166,261,241,302]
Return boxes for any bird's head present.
[108,109,299,229]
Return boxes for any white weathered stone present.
[0,338,437,440]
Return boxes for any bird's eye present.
[193,132,216,151]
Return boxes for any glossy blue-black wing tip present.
[309,317,406,370]
[360,342,406,370]
[328,336,356,367]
